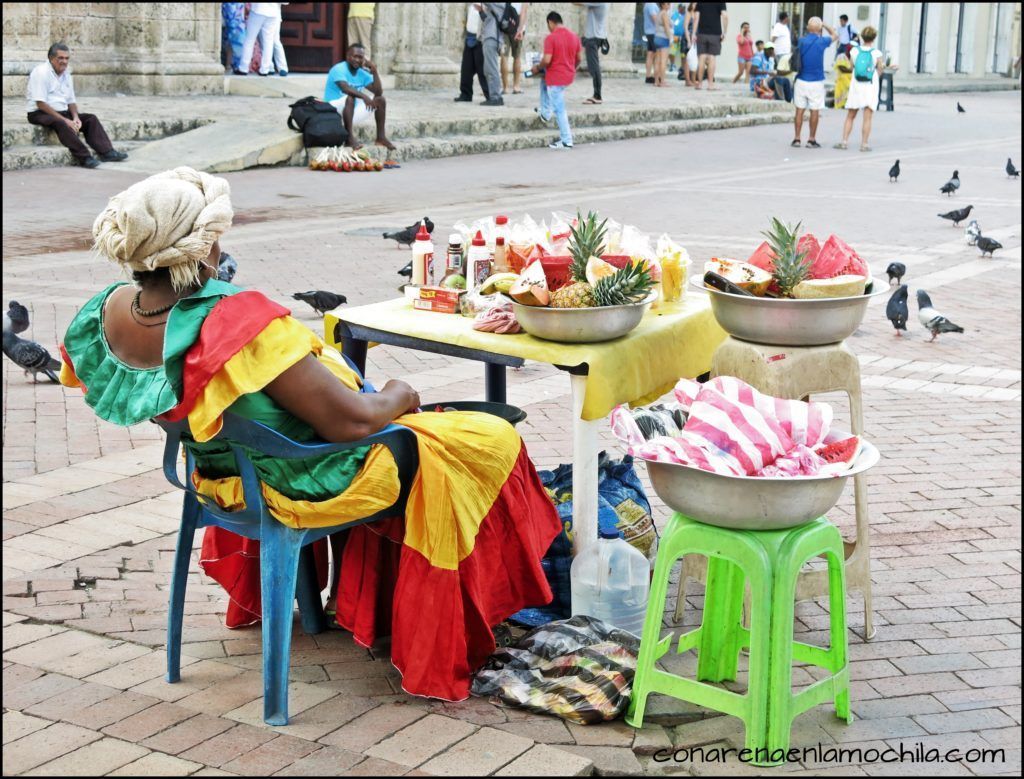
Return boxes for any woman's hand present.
[383,379,421,415]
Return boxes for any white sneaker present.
[548,140,573,149]
[534,107,552,125]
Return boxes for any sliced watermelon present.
[811,235,870,280]
[747,234,821,274]
[815,436,861,475]
[798,234,822,267]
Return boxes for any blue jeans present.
[539,78,572,146]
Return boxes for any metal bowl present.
[693,277,891,346]
[512,293,656,344]
[644,431,880,531]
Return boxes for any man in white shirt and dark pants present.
[26,43,125,169]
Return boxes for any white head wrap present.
[92,167,233,291]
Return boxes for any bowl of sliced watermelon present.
[646,431,879,531]
[696,222,892,346]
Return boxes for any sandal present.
[833,142,848,150]
[806,140,821,148]
[583,97,603,104]
[790,139,801,147]
[860,145,872,152]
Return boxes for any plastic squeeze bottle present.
[493,236,510,273]
[411,222,434,286]
[467,230,492,290]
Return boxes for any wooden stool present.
[674,337,875,639]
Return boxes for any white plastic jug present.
[570,529,650,636]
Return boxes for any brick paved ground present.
[3,90,1020,775]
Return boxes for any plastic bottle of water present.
[570,529,651,636]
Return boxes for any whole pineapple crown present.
[568,210,608,283]
[762,217,811,297]
[593,262,653,306]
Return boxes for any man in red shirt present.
[534,11,582,149]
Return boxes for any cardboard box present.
[410,285,465,314]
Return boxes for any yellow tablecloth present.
[325,296,726,421]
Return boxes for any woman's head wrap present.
[92,167,233,291]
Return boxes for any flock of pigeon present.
[884,155,1018,342]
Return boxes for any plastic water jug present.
[570,529,650,636]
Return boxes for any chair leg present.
[826,545,853,723]
[696,557,745,683]
[166,494,200,684]
[259,517,305,726]
[295,545,327,635]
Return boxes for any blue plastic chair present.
[156,369,418,725]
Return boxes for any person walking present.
[577,3,610,105]
[643,2,660,84]
[478,2,506,106]
[791,16,834,148]
[835,14,858,57]
[221,3,246,72]
[732,21,753,83]
[25,43,127,168]
[534,11,582,149]
[347,3,376,59]
[691,2,727,91]
[834,26,883,152]
[653,3,673,87]
[238,3,288,76]
[455,3,489,102]
[500,3,528,95]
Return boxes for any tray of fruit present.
[694,218,890,346]
[508,212,658,343]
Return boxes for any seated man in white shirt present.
[26,43,126,169]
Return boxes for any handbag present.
[499,2,520,36]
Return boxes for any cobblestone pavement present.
[3,90,1021,776]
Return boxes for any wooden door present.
[281,3,348,72]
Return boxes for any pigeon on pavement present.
[964,219,982,245]
[1007,158,1020,178]
[886,284,909,337]
[939,170,960,196]
[956,102,966,113]
[398,261,413,278]
[976,236,1003,257]
[3,330,60,382]
[888,160,900,183]
[937,205,973,226]
[885,262,906,285]
[3,301,30,334]
[917,290,964,343]
[383,217,435,249]
[292,291,347,316]
[217,252,237,283]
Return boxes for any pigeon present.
[917,290,964,343]
[292,291,347,316]
[964,219,982,245]
[888,159,900,183]
[976,236,1003,257]
[886,284,909,337]
[956,101,966,113]
[1007,158,1020,178]
[937,204,973,226]
[217,252,237,283]
[885,262,906,285]
[3,301,30,334]
[939,170,960,196]
[398,261,413,278]
[383,217,435,249]
[3,330,60,382]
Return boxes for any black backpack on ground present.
[287,96,347,148]
[499,2,520,36]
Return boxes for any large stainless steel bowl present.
[644,431,880,531]
[512,293,656,343]
[693,277,891,346]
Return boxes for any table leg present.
[485,362,507,403]
[570,373,600,556]
[341,338,368,376]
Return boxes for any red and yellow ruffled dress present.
[60,279,561,701]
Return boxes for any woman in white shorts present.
[834,26,884,152]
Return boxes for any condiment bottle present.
[467,230,492,290]
[494,214,509,247]
[493,236,510,273]
[411,222,434,286]
[439,234,465,287]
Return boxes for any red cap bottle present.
[416,222,431,241]
[472,230,486,246]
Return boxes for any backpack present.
[853,45,876,82]
[498,2,520,36]
[789,41,802,76]
[287,96,347,148]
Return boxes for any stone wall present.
[2,3,224,97]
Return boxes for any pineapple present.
[593,262,653,307]
[762,217,811,297]
[550,282,596,308]
[567,211,608,283]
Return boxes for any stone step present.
[2,141,149,172]
[2,117,213,148]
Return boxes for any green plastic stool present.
[626,514,852,766]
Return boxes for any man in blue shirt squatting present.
[324,42,396,150]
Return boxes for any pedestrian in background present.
[577,3,610,105]
[643,2,659,84]
[669,3,685,73]
[678,3,698,85]
[732,21,753,83]
[834,26,883,152]
[692,2,728,91]
[347,3,376,60]
[835,14,858,57]
[791,16,834,148]
[239,3,289,77]
[478,2,506,106]
[221,3,246,72]
[770,11,792,59]
[534,11,581,149]
[653,3,673,87]
[455,3,489,102]
[500,3,528,95]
